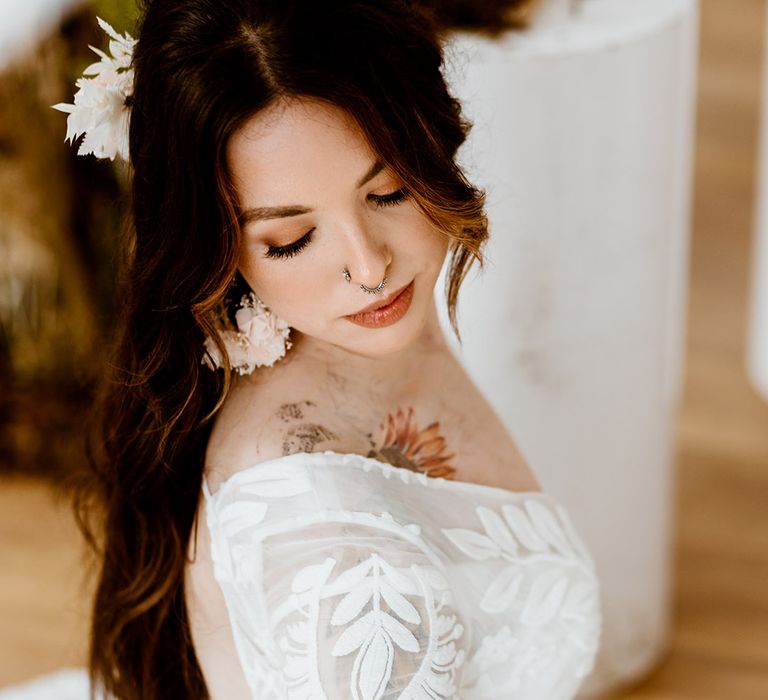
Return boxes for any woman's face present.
[226,97,450,359]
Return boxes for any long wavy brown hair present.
[74,0,518,697]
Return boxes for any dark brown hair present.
[80,1,492,697]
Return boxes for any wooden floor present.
[0,480,91,683]
[1,0,767,696]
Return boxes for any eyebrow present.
[356,159,384,188]
[238,205,311,225]
[238,159,385,226]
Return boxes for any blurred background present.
[0,0,766,698]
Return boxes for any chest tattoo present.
[277,400,316,422]
[367,405,457,480]
[275,402,457,480]
[282,422,340,455]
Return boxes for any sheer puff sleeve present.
[203,456,468,700]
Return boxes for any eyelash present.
[370,188,407,208]
[263,189,408,260]
[264,228,314,260]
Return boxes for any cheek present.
[406,216,449,267]
[237,245,287,304]
[431,228,451,258]
[238,248,323,321]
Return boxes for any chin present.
[348,307,429,357]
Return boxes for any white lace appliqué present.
[442,501,600,698]
[278,549,465,700]
[204,452,601,700]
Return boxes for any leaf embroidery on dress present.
[236,461,314,498]
[214,463,313,540]
[329,553,420,700]
[436,497,600,698]
[441,500,584,618]
[277,545,465,700]
[205,457,601,700]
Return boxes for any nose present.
[342,217,393,290]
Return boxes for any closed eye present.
[264,228,315,260]
[369,188,408,208]
[262,188,406,260]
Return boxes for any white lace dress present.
[202,450,602,700]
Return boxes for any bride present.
[50,1,602,698]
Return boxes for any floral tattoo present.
[367,406,457,480]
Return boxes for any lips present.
[344,279,415,328]
[348,280,412,316]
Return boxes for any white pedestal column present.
[747,1,768,403]
[438,1,699,695]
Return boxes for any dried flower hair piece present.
[52,17,136,161]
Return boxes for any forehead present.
[226,97,377,201]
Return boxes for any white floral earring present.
[202,291,292,375]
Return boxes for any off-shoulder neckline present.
[203,449,551,504]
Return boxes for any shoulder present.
[203,375,359,491]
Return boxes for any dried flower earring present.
[202,291,292,375]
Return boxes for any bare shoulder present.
[203,375,355,491]
[203,352,542,495]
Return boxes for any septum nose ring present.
[361,277,387,294]
[343,268,388,294]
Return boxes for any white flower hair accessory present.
[203,292,293,375]
[52,17,136,161]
